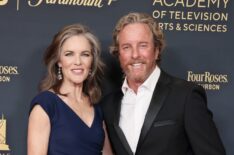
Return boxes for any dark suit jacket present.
[100,71,225,155]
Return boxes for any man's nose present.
[131,48,140,59]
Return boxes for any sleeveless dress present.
[29,91,105,155]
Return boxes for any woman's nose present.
[74,55,81,65]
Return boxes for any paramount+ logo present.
[0,0,117,11]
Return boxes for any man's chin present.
[127,75,145,84]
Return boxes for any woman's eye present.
[122,46,129,50]
[81,51,92,57]
[81,53,90,57]
[65,52,73,56]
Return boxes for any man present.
[100,12,225,155]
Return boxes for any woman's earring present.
[89,70,92,76]
[57,67,63,80]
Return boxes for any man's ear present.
[155,47,159,60]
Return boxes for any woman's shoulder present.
[32,90,57,102]
[29,90,58,117]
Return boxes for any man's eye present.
[139,44,147,48]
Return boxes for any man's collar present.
[121,66,161,94]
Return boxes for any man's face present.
[118,23,159,85]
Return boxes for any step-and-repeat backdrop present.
[0,0,233,154]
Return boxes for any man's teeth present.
[132,63,142,67]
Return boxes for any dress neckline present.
[45,90,96,129]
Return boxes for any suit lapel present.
[113,124,133,155]
[112,90,133,155]
[136,71,171,152]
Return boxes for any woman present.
[27,24,112,155]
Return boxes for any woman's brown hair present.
[40,24,104,104]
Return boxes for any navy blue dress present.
[30,91,105,155]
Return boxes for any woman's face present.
[58,35,93,86]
